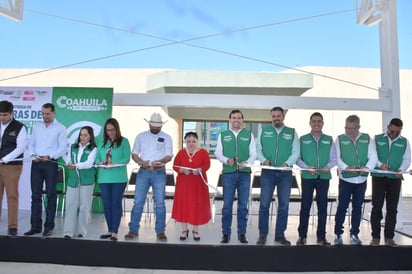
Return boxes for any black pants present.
[30,161,58,231]
[370,176,401,239]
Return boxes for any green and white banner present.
[1,86,113,210]
[53,87,113,144]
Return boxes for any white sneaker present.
[350,234,362,245]
[334,235,343,245]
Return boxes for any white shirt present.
[28,119,67,160]
[132,130,173,162]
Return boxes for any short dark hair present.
[271,106,284,114]
[184,131,198,139]
[390,118,403,127]
[42,103,55,112]
[229,109,243,119]
[310,112,323,120]
[0,100,13,113]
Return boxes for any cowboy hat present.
[144,112,167,127]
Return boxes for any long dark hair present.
[74,126,97,149]
[103,118,123,147]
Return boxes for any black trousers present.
[30,161,58,231]
[370,176,402,239]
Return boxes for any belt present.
[140,167,165,172]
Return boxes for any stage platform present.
[1,198,412,272]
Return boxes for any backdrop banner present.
[1,86,113,211]
[53,87,113,213]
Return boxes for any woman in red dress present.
[172,131,211,241]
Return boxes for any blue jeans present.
[258,169,292,237]
[221,171,251,235]
[334,179,367,236]
[100,182,126,234]
[129,169,166,234]
[30,161,58,231]
[298,178,330,239]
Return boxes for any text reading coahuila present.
[57,96,108,108]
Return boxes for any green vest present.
[372,134,407,178]
[338,133,370,178]
[300,133,333,180]
[221,129,252,173]
[260,125,295,167]
[67,144,97,187]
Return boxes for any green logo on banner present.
[52,87,113,145]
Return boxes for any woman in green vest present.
[63,126,97,239]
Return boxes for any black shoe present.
[77,234,84,238]
[192,231,200,241]
[256,235,267,245]
[220,234,230,244]
[317,238,331,246]
[180,230,189,241]
[64,235,72,239]
[100,233,112,239]
[42,229,53,236]
[24,229,41,236]
[110,236,118,241]
[275,236,291,246]
[296,237,306,246]
[8,228,17,236]
[238,234,248,244]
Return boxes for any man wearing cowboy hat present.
[125,112,173,241]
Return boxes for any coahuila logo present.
[67,121,102,145]
[57,96,108,111]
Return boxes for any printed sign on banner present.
[1,86,53,210]
[0,86,52,134]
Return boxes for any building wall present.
[1,67,411,197]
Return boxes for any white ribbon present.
[94,163,127,168]
[173,165,221,194]
[242,163,410,175]
[0,157,25,164]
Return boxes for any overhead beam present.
[113,93,391,112]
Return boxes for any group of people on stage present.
[0,100,410,247]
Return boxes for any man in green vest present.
[334,114,377,245]
[256,106,299,246]
[370,118,410,247]
[215,109,256,244]
[296,112,336,246]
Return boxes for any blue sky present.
[0,0,411,72]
